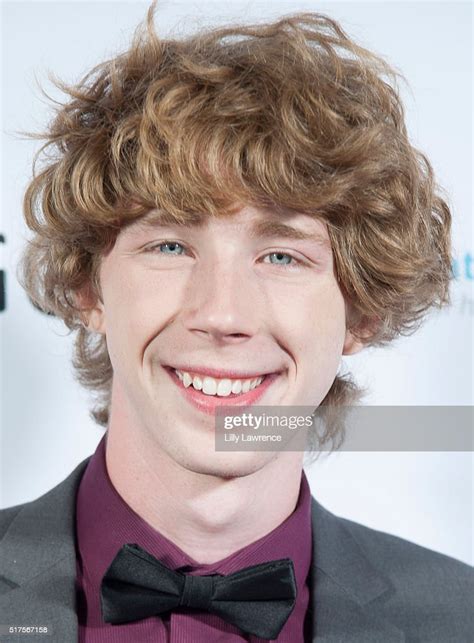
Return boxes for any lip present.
[164,366,281,416]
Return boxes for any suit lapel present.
[0,460,405,642]
[308,496,405,642]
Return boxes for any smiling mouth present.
[167,366,270,397]
[162,365,282,416]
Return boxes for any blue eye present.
[148,241,185,255]
[263,252,299,267]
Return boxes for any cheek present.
[268,276,347,358]
[274,278,347,404]
[100,263,183,369]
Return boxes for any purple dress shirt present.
[75,433,313,642]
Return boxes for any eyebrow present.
[134,211,331,249]
[248,219,331,248]
[133,211,204,229]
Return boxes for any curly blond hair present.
[17,2,453,458]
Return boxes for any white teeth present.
[174,369,266,397]
[202,377,217,395]
[231,379,242,394]
[216,379,232,397]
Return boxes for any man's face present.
[86,205,363,476]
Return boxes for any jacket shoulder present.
[339,513,473,579]
[337,512,473,640]
[0,505,23,541]
[0,457,92,543]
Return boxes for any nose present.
[181,257,262,344]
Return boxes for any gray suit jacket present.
[0,457,472,642]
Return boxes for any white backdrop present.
[0,1,472,565]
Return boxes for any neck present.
[105,420,304,565]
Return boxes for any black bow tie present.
[100,543,297,639]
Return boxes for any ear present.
[342,313,381,356]
[342,328,365,356]
[74,285,106,335]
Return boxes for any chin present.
[176,450,276,480]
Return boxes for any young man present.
[1,3,472,641]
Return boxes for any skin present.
[82,204,365,563]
